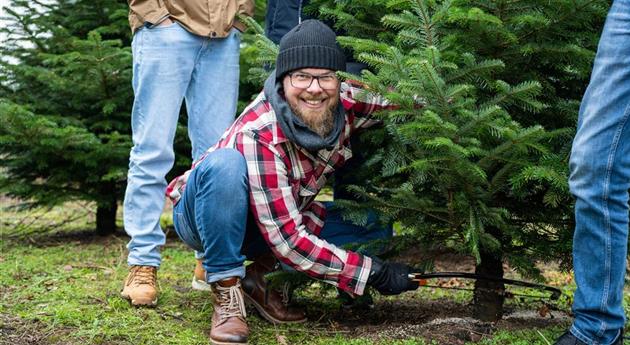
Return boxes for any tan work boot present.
[210,277,249,345]
[242,254,306,324]
[120,265,158,307]
[192,259,212,291]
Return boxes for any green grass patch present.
[1,202,628,344]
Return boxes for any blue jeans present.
[123,22,241,267]
[568,1,630,343]
[172,149,392,283]
[265,0,310,44]
[264,0,366,76]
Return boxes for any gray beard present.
[289,101,337,138]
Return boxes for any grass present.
[1,201,628,344]
[1,235,433,345]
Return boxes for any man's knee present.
[195,148,248,187]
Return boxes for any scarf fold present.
[263,72,344,152]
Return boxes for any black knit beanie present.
[275,19,346,79]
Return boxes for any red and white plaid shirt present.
[167,81,391,295]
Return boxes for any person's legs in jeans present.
[123,23,214,306]
[173,148,249,282]
[173,149,250,342]
[568,1,630,343]
[185,27,242,284]
[186,28,241,160]
[124,22,204,268]
[265,0,310,44]
[238,201,393,262]
[318,201,393,253]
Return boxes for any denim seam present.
[571,325,597,345]
[600,99,630,328]
[131,30,146,155]
[185,35,206,159]
[270,2,279,37]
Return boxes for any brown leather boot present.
[241,254,307,324]
[192,259,212,291]
[210,277,249,345]
[120,265,158,307]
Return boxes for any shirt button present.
[211,31,217,37]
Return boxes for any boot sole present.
[243,293,307,325]
[210,338,248,345]
[191,276,212,291]
[120,292,158,307]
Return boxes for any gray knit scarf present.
[263,72,344,152]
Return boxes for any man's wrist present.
[367,256,384,284]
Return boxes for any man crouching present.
[166,19,419,345]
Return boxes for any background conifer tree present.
[1,0,133,235]
[0,0,191,235]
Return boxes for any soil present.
[299,251,572,344]
[0,314,73,345]
[304,290,572,344]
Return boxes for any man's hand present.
[367,257,419,296]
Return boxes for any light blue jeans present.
[568,1,630,343]
[123,22,241,267]
[172,149,392,283]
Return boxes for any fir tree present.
[0,0,132,235]
[291,0,609,320]
[0,0,196,235]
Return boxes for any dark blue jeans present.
[264,0,367,76]
[265,0,311,44]
[567,1,630,343]
[173,148,392,283]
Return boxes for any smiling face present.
[282,68,340,138]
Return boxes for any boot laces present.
[263,281,291,306]
[129,266,156,286]
[281,282,291,306]
[216,282,247,320]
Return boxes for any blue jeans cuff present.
[569,326,592,345]
[206,265,246,284]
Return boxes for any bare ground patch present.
[298,293,571,344]
[0,314,61,345]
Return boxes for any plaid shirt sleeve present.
[238,130,372,296]
[340,80,394,130]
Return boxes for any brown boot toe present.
[121,265,158,307]
[210,324,249,345]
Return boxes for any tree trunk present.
[96,201,117,236]
[472,249,505,321]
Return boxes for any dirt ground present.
[303,292,571,344]
[0,314,73,345]
[298,250,572,344]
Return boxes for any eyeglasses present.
[288,72,339,90]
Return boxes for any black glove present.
[367,257,419,296]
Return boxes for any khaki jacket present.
[128,0,254,38]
